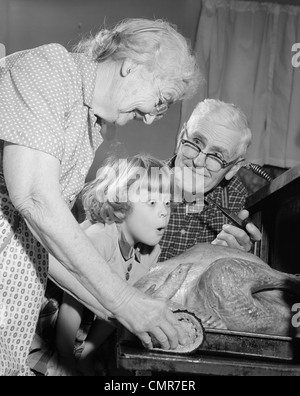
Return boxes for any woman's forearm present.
[3,144,135,315]
[23,196,134,314]
[49,254,114,320]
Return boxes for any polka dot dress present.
[0,187,47,376]
[0,44,103,375]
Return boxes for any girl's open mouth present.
[157,227,166,235]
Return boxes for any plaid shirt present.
[158,173,248,262]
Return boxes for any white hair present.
[75,18,202,101]
[188,99,252,158]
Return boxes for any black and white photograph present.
[1,0,300,379]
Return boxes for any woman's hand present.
[211,210,262,252]
[112,287,187,350]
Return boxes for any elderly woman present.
[0,18,200,376]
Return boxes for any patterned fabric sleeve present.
[0,44,79,160]
[158,176,248,262]
[227,176,248,213]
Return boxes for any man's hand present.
[211,210,262,252]
[113,288,187,350]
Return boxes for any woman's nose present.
[143,114,156,125]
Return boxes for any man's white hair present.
[188,99,252,158]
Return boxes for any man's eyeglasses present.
[180,124,243,172]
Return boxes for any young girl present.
[55,155,173,375]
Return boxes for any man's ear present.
[225,160,245,181]
[120,58,139,77]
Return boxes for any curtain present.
[181,0,300,168]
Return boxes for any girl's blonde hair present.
[83,155,173,224]
[75,18,201,101]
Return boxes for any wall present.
[0,0,202,180]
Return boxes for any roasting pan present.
[118,327,300,362]
[198,329,300,362]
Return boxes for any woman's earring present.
[127,68,131,75]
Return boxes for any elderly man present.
[159,99,261,262]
